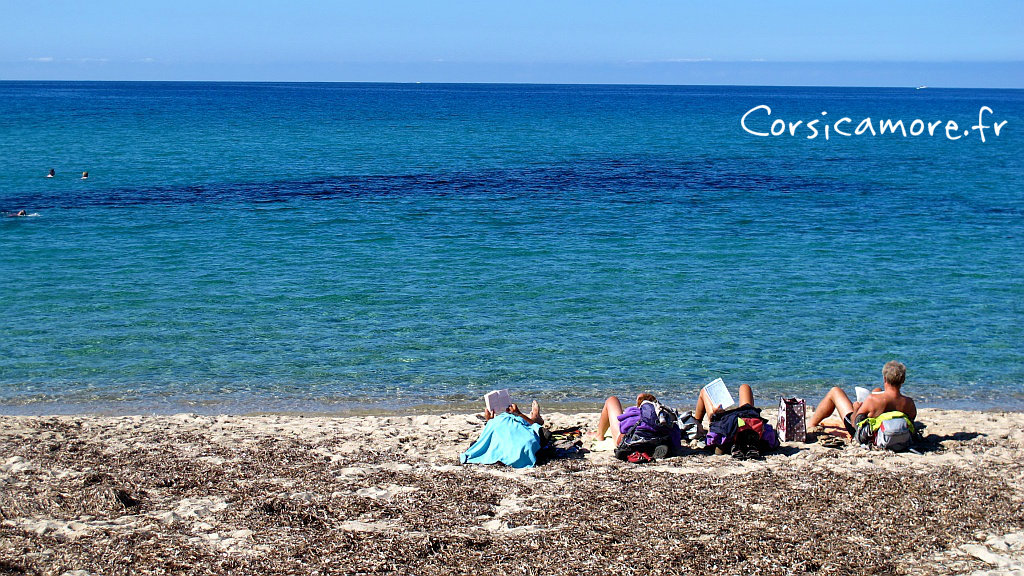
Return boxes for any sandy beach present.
[1,407,1022,576]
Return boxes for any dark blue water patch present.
[3,157,867,211]
[1,83,1021,413]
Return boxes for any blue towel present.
[459,412,542,468]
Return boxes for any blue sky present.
[2,1,1022,86]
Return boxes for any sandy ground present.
[1,407,1022,576]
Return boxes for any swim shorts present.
[843,412,868,436]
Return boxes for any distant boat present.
[916,85,928,90]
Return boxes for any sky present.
[1,1,1022,86]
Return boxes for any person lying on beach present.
[693,384,776,459]
[695,383,754,427]
[462,401,545,468]
[593,393,682,461]
[484,401,543,426]
[807,360,917,436]
[592,393,657,445]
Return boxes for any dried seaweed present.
[0,415,1020,576]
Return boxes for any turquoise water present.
[1,82,1022,414]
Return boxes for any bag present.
[777,397,807,443]
[874,418,913,452]
[706,404,762,446]
[676,410,702,442]
[536,428,584,463]
[761,423,779,449]
[614,401,681,461]
[854,412,916,452]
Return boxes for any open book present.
[702,378,736,411]
[855,386,883,403]
[484,389,513,414]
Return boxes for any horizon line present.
[1,79,1021,90]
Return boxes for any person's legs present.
[696,384,753,422]
[738,384,754,407]
[595,396,624,441]
[695,389,715,422]
[808,387,855,427]
[507,401,544,425]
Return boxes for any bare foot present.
[530,400,543,425]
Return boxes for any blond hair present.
[883,361,906,387]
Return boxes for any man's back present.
[863,390,916,421]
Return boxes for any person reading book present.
[694,379,754,425]
[695,382,773,459]
[807,360,917,435]
[463,399,545,468]
[483,400,543,426]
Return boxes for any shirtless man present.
[808,360,917,435]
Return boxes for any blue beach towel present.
[459,412,542,468]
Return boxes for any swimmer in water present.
[47,168,55,178]
[81,171,89,180]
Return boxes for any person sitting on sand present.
[807,360,917,436]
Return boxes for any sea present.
[1,82,1021,415]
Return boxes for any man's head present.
[883,361,906,388]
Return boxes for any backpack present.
[704,405,779,455]
[854,412,916,452]
[614,401,681,461]
[676,410,702,442]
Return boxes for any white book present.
[484,389,513,414]
[855,386,871,403]
[702,378,735,411]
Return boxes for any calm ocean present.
[1,82,1021,414]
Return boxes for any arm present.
[904,399,918,422]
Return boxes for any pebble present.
[962,544,1022,568]
[155,511,182,525]
[1,456,32,474]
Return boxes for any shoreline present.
[2,407,1023,575]
[2,399,1024,418]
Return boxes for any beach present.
[2,407,1022,576]
[1,83,1021,574]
